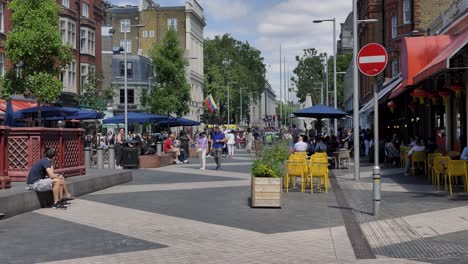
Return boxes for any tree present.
[79,71,115,112]
[145,28,190,116]
[0,0,72,121]
[291,49,326,105]
[326,54,352,109]
[204,34,266,124]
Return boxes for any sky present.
[110,0,352,101]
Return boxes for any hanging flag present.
[204,95,218,113]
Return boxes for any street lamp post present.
[314,18,336,133]
[123,23,144,139]
[227,81,237,126]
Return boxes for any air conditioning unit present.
[137,49,143,56]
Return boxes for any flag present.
[204,95,218,113]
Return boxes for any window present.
[80,63,95,88]
[119,39,131,53]
[0,4,4,33]
[59,18,76,48]
[62,0,70,8]
[61,60,76,93]
[167,18,177,31]
[0,53,4,77]
[391,59,399,77]
[391,16,397,39]
[119,61,133,78]
[82,3,89,18]
[120,89,135,104]
[80,27,95,55]
[403,0,412,24]
[121,19,130,33]
[149,30,155,37]
[142,30,148,38]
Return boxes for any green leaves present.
[204,34,266,123]
[251,141,290,178]
[147,28,190,116]
[291,48,326,104]
[0,0,72,107]
[79,71,114,112]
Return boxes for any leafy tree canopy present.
[0,0,72,108]
[326,53,352,109]
[204,34,266,123]
[291,48,326,105]
[145,28,191,116]
[79,71,115,112]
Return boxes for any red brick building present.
[0,0,103,96]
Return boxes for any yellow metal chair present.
[427,153,443,182]
[445,160,468,195]
[410,151,427,176]
[309,162,328,193]
[400,147,409,168]
[284,158,307,193]
[432,156,450,189]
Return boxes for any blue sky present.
[110,0,352,101]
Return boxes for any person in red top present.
[164,134,181,164]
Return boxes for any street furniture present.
[433,156,450,189]
[411,151,427,176]
[446,160,468,195]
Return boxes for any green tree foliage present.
[0,0,72,117]
[79,70,115,112]
[146,28,190,116]
[326,54,352,109]
[204,34,266,123]
[291,49,326,104]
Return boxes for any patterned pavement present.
[1,150,467,263]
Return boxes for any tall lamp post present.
[351,0,378,182]
[123,23,144,139]
[313,18,336,133]
[227,81,237,126]
[240,87,249,126]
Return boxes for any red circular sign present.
[357,43,388,76]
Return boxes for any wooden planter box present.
[251,177,282,208]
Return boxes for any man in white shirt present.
[294,136,308,152]
[404,139,426,175]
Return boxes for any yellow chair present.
[284,158,307,193]
[445,160,468,195]
[400,147,410,168]
[446,151,461,159]
[427,153,443,182]
[410,151,427,176]
[309,162,328,193]
[432,156,450,189]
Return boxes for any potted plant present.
[250,142,289,208]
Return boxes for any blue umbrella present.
[18,105,79,118]
[156,117,201,127]
[4,100,15,127]
[102,112,168,124]
[45,108,104,121]
[293,104,348,119]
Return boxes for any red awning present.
[0,99,38,112]
[413,30,468,84]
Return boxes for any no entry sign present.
[357,43,388,76]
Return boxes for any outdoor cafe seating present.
[284,152,329,193]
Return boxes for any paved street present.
[1,150,468,263]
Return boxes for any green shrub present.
[251,141,290,178]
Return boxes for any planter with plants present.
[250,142,289,208]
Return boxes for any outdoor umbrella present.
[155,117,201,127]
[17,105,79,119]
[4,100,16,127]
[45,108,105,121]
[102,112,168,124]
[293,104,347,135]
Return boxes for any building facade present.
[107,0,205,121]
[0,0,103,97]
[249,83,276,128]
[337,12,353,55]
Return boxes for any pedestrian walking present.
[196,132,208,170]
[115,128,125,169]
[226,130,235,158]
[212,126,226,170]
[245,128,253,154]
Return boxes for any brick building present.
[0,0,103,98]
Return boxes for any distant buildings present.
[103,0,205,121]
[250,83,276,128]
[337,12,353,55]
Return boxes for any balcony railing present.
[428,0,468,35]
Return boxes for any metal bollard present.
[373,166,381,217]
[84,147,91,169]
[108,145,115,169]
[97,147,104,169]
[156,141,162,155]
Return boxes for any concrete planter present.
[251,176,282,208]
